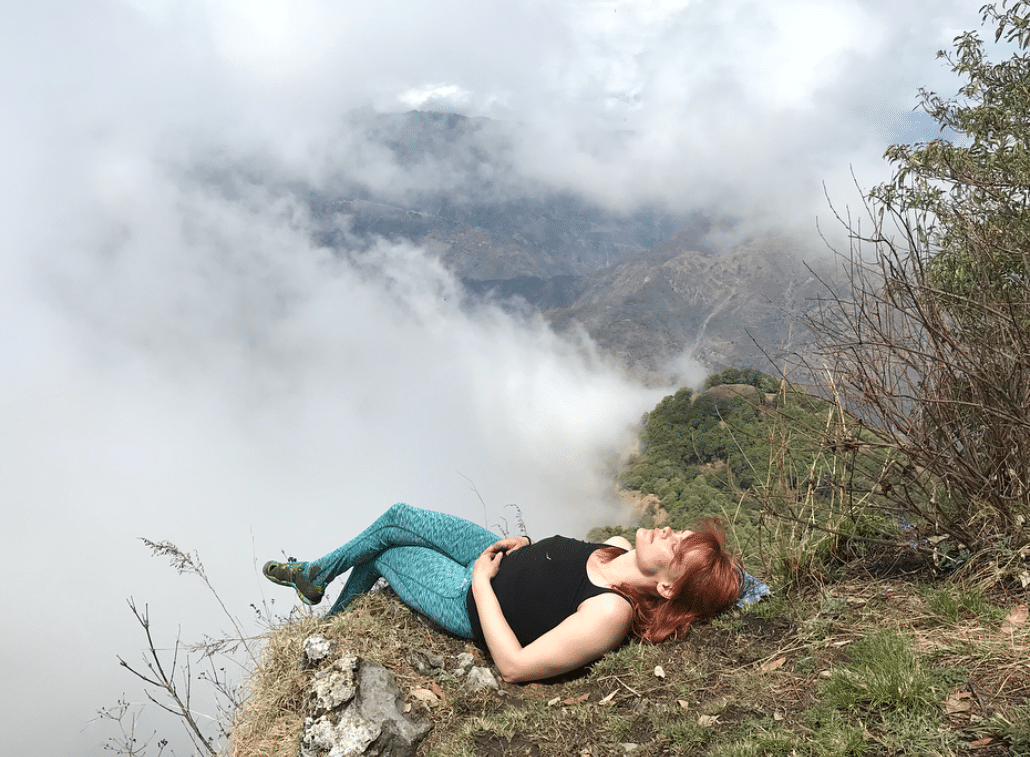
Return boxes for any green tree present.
[810,1,1030,551]
[641,387,694,461]
[873,2,1030,312]
[704,368,779,393]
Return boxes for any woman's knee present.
[385,502,414,520]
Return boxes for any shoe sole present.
[263,561,323,605]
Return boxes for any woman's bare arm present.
[485,535,531,555]
[471,548,633,683]
[604,535,633,551]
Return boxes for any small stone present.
[309,656,359,716]
[354,660,432,754]
[408,648,445,676]
[453,652,475,675]
[298,716,334,756]
[299,712,380,757]
[466,666,499,692]
[299,656,431,757]
[301,635,333,668]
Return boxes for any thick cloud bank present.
[0,1,984,754]
[1,150,663,756]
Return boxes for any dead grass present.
[230,578,1030,757]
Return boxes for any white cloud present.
[398,82,477,111]
[0,134,663,755]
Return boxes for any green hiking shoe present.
[263,560,324,605]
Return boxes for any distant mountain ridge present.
[299,110,837,382]
[546,233,833,381]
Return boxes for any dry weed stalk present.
[800,193,1030,556]
[140,539,257,665]
[116,601,219,757]
[747,372,909,588]
[103,540,265,756]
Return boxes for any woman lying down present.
[263,503,753,683]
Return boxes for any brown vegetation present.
[231,580,1030,757]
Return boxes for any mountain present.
[307,110,691,279]
[545,233,835,381]
[300,111,838,382]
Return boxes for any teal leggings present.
[299,503,499,639]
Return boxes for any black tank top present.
[466,536,625,647]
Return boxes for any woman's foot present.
[263,560,324,605]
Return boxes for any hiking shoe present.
[263,560,324,605]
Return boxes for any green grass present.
[800,708,866,757]
[649,706,712,755]
[922,582,1005,627]
[988,699,1030,756]
[820,629,942,713]
[748,594,792,621]
[810,628,972,756]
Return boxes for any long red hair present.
[600,518,742,643]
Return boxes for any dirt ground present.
[232,573,1030,757]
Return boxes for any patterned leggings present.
[298,503,499,639]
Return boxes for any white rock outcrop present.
[298,637,431,757]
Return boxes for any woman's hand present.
[473,546,504,585]
[485,536,530,556]
[473,536,529,586]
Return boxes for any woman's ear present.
[656,580,676,600]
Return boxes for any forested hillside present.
[597,367,899,578]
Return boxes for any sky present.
[0,0,987,753]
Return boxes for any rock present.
[453,652,474,675]
[309,657,359,716]
[301,712,381,757]
[298,636,431,757]
[352,660,432,754]
[407,648,444,676]
[302,635,333,668]
[465,666,498,692]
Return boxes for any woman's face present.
[634,526,694,583]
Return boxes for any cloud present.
[0,114,663,756]
[91,0,971,230]
[498,0,973,226]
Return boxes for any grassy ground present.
[231,571,1030,757]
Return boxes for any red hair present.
[600,518,743,643]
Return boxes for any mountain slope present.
[295,111,839,380]
[546,233,835,380]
